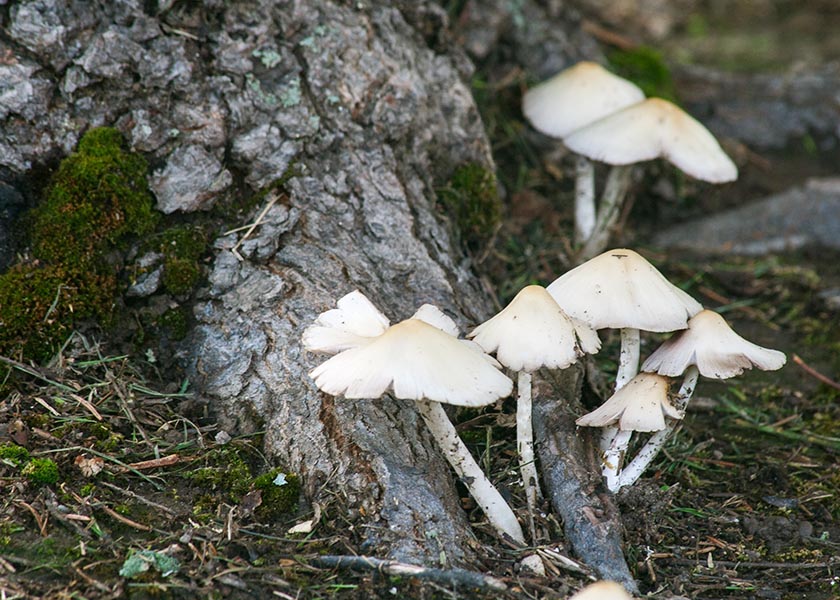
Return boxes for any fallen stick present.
[792,354,840,390]
[308,555,507,593]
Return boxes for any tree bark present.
[534,366,639,593]
[184,0,504,565]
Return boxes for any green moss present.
[29,127,158,266]
[22,457,60,485]
[252,469,300,521]
[185,446,253,502]
[437,163,502,249]
[140,225,208,296]
[159,307,189,340]
[157,226,207,261]
[0,262,116,361]
[0,127,158,366]
[608,46,677,102]
[162,258,201,295]
[0,443,30,466]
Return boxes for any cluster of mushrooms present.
[301,62,786,591]
[522,61,738,260]
[301,249,785,561]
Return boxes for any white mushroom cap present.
[302,290,390,354]
[468,285,600,372]
[309,318,513,406]
[576,373,682,432]
[410,303,460,337]
[522,61,645,139]
[642,309,787,379]
[569,581,634,600]
[546,248,703,332]
[563,98,738,183]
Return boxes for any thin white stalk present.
[415,399,525,544]
[672,365,700,411]
[603,428,632,492]
[578,165,634,261]
[616,327,641,389]
[574,156,596,245]
[516,372,541,531]
[600,327,641,453]
[616,366,700,490]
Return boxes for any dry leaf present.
[74,454,105,477]
[287,503,321,535]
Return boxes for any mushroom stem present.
[672,365,700,411]
[602,428,633,492]
[616,327,641,389]
[415,399,525,544]
[616,366,699,489]
[578,165,634,261]
[600,327,641,453]
[516,371,542,537]
[574,156,596,244]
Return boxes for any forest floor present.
[3,6,840,600]
[0,248,837,600]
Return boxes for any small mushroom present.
[564,98,738,260]
[547,248,702,389]
[641,308,787,381]
[576,373,682,491]
[303,292,523,543]
[547,249,702,486]
[522,62,644,245]
[301,289,390,353]
[618,309,786,488]
[568,580,634,600]
[469,285,599,534]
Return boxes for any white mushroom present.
[641,309,787,380]
[547,248,702,388]
[469,285,599,537]
[303,293,523,543]
[564,98,738,260]
[547,249,702,487]
[522,62,646,140]
[522,62,644,244]
[568,580,634,600]
[301,289,390,353]
[618,309,787,489]
[576,373,682,491]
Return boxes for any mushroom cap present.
[309,318,513,406]
[546,248,703,332]
[468,285,600,372]
[563,98,738,183]
[641,309,787,379]
[576,373,682,432]
[301,290,390,354]
[522,61,645,139]
[410,303,460,337]
[302,290,390,354]
[569,581,634,600]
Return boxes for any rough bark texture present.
[179,1,499,565]
[533,366,638,593]
[0,0,496,565]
